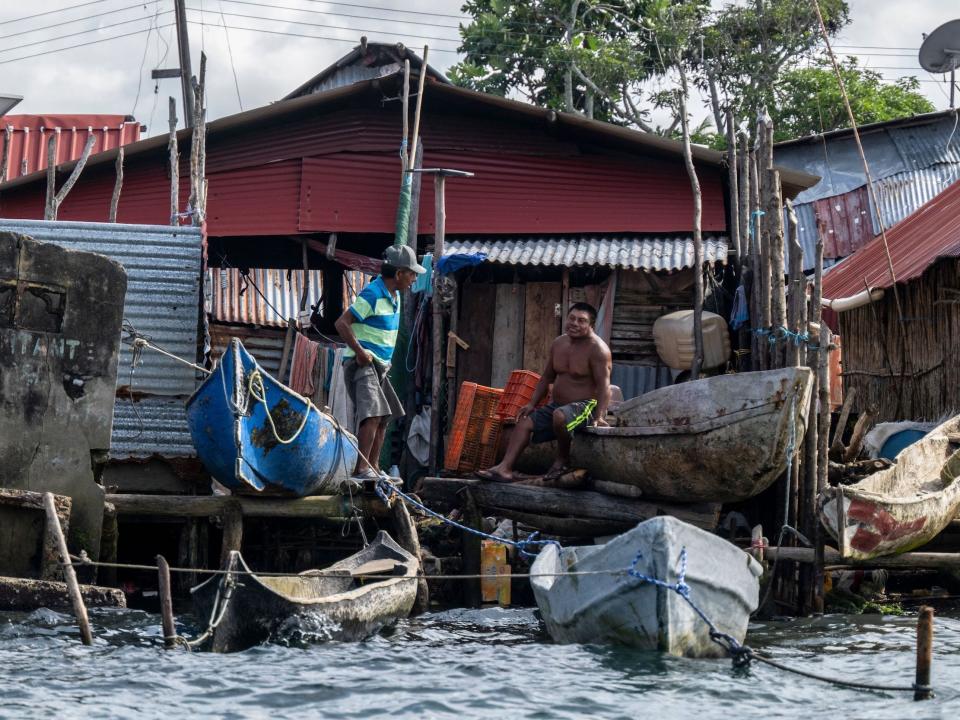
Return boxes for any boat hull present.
[186,338,358,496]
[191,531,418,653]
[519,368,813,503]
[820,415,960,560]
[531,516,762,657]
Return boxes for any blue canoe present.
[186,338,358,496]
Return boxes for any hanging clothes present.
[289,331,320,397]
[329,347,356,435]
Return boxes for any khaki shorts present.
[343,357,405,426]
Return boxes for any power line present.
[218,0,461,30]
[295,0,468,21]
[0,12,172,55]
[0,1,154,41]
[218,0,244,111]
[186,6,462,46]
[0,24,173,66]
[0,0,113,26]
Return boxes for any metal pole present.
[173,0,194,128]
[429,174,446,474]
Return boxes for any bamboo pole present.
[43,492,92,646]
[914,606,934,701]
[767,169,787,369]
[752,153,770,371]
[402,59,411,169]
[157,555,177,649]
[408,46,429,171]
[168,98,179,225]
[108,147,124,222]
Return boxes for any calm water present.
[1,606,958,719]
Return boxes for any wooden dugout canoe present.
[519,367,814,503]
[190,531,419,653]
[819,415,960,561]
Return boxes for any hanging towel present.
[329,347,356,434]
[289,331,321,397]
[406,407,431,467]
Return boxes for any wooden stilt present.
[43,492,92,646]
[915,605,934,700]
[461,490,482,608]
[389,499,430,614]
[219,502,243,568]
[157,555,177,649]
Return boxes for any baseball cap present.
[384,244,427,274]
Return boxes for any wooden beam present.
[419,477,720,530]
[0,576,125,611]
[767,546,960,570]
[168,97,179,225]
[109,146,124,222]
[105,493,390,518]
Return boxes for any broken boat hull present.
[819,415,960,560]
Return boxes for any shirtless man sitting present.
[478,302,612,483]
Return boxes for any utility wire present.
[0,24,173,66]
[218,0,461,30]
[0,1,156,41]
[0,0,113,26]
[0,12,172,55]
[219,0,244,111]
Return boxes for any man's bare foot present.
[474,467,515,483]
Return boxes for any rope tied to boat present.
[374,477,560,558]
[247,369,313,445]
[627,547,754,668]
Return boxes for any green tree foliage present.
[449,0,707,130]
[770,58,936,141]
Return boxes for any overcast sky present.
[0,0,956,136]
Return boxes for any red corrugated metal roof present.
[2,115,140,181]
[822,177,960,299]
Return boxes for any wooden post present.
[0,125,12,187]
[277,318,297,384]
[401,58,410,168]
[446,277,459,431]
[100,502,119,588]
[43,492,92,646]
[676,64,704,380]
[44,133,57,220]
[725,109,741,270]
[188,53,207,227]
[785,200,803,368]
[219,502,243,568]
[766,169,787,369]
[843,407,875,463]
[752,153,769,371]
[109,147,124,222]
[914,605,934,701]
[389,499,430,614]
[168,98,179,225]
[809,236,826,613]
[831,386,856,455]
[299,239,310,319]
[157,555,178,649]
[835,485,846,558]
[429,173,447,474]
[461,489,482,608]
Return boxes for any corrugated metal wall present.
[207,267,325,327]
[0,219,203,459]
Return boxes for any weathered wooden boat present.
[531,516,762,656]
[819,415,960,560]
[190,531,419,653]
[186,338,358,496]
[519,367,813,503]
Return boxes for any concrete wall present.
[0,232,127,556]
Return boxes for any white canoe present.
[530,516,763,657]
[819,414,960,561]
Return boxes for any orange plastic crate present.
[444,382,503,474]
[495,370,541,420]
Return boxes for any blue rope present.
[628,547,751,664]
[752,325,820,350]
[375,478,561,558]
[748,209,765,240]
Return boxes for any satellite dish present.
[919,19,960,73]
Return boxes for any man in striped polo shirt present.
[335,245,425,479]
